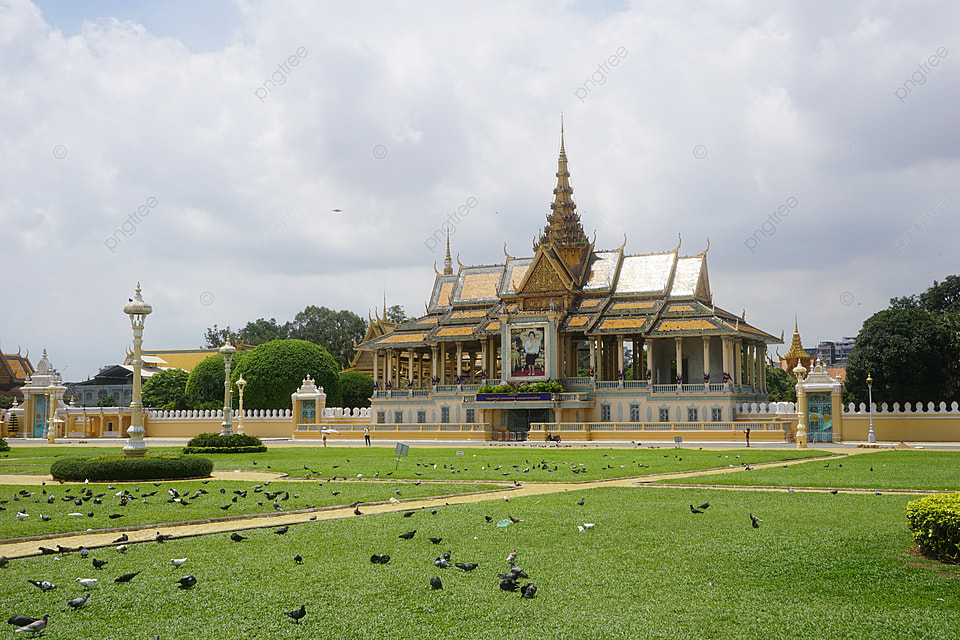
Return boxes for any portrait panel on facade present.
[510,325,546,378]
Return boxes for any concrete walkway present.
[0,452,852,559]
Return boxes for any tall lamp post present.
[793,361,808,448]
[866,373,876,444]
[122,283,152,457]
[236,375,246,435]
[219,342,236,436]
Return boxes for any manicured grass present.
[0,479,497,539]
[2,486,957,639]
[669,450,960,491]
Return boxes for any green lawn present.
[2,486,957,639]
[667,450,960,491]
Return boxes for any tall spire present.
[443,229,453,275]
[538,121,587,251]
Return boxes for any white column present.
[734,339,743,387]
[647,339,655,383]
[589,338,596,379]
[431,346,438,387]
[456,342,463,384]
[702,336,711,386]
[407,350,414,387]
[675,337,683,385]
[373,351,380,389]
[721,338,730,385]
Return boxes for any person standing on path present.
[745,427,750,447]
[363,426,371,446]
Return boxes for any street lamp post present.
[236,375,246,435]
[867,373,876,444]
[122,283,152,457]
[219,342,237,436]
[793,361,808,448]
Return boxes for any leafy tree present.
[202,324,240,349]
[185,352,246,408]
[0,395,15,411]
[765,364,797,403]
[232,339,341,410]
[384,305,409,324]
[340,371,374,408]
[240,318,290,345]
[141,369,189,409]
[95,395,117,407]
[844,308,960,406]
[288,306,367,369]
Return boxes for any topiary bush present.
[907,493,960,563]
[0,437,9,452]
[50,454,213,482]
[182,432,266,454]
[185,352,247,408]
[232,339,341,409]
[340,371,373,408]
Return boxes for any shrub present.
[185,353,247,408]
[142,368,190,409]
[906,493,960,563]
[232,339,341,409]
[50,455,213,482]
[0,437,8,452]
[182,432,266,454]
[340,371,373,409]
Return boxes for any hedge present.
[182,445,267,454]
[906,492,960,563]
[0,437,8,452]
[50,455,213,482]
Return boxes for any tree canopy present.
[185,352,246,409]
[765,365,797,403]
[141,368,190,409]
[340,371,374,409]
[232,339,341,410]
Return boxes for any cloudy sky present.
[2,0,957,381]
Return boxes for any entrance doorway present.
[504,408,554,441]
[807,393,833,443]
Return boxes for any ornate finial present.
[433,262,440,276]
[503,243,514,260]
[673,233,682,253]
[456,252,464,269]
[443,229,453,275]
[618,233,627,251]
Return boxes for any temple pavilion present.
[357,131,781,440]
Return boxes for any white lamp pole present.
[219,342,236,436]
[793,361,808,448]
[236,375,246,435]
[122,283,152,457]
[867,373,876,444]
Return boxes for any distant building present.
[0,344,34,398]
[814,337,856,365]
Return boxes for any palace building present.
[356,131,782,440]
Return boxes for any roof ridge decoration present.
[443,229,453,275]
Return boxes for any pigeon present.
[177,575,197,589]
[698,502,710,510]
[108,514,123,519]
[92,558,108,570]
[829,489,838,495]
[398,530,416,540]
[442,551,451,560]
[79,547,88,558]
[455,562,478,571]
[283,604,306,624]
[430,576,443,590]
[27,580,56,591]
[114,571,141,583]
[520,583,538,599]
[427,537,443,545]
[116,545,128,553]
[76,578,98,590]
[690,505,704,514]
[68,593,90,609]
[230,532,247,542]
[7,615,37,627]
[274,526,289,535]
[484,516,493,523]
[875,491,882,496]
[434,557,450,568]
[13,614,47,636]
[402,511,415,518]
[500,577,519,591]
[353,506,363,516]
[577,498,584,506]
[113,534,128,543]
[0,556,8,568]
[40,515,52,522]
[155,532,170,543]
[38,546,56,555]
[293,554,303,564]
[749,513,762,528]
[171,558,187,568]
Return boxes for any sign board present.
[456,451,463,456]
[395,442,409,457]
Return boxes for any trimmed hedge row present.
[0,437,9,452]
[182,445,267,455]
[50,455,213,482]
[907,493,960,563]
[185,432,264,448]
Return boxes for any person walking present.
[364,425,371,447]
[745,427,751,447]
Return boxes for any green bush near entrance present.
[907,492,960,562]
[182,432,266,454]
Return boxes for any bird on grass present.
[434,557,450,568]
[577,498,584,506]
[76,578,97,590]
[171,558,187,568]
[13,614,48,636]
[7,615,38,627]
[114,571,141,583]
[430,576,443,590]
[402,511,415,518]
[505,550,517,564]
[0,556,8,568]
[116,545,128,554]
[829,490,839,495]
[353,506,363,516]
[92,558,108,570]
[113,534,128,543]
[230,533,247,542]
[293,554,303,565]
[155,532,170,543]
[274,526,289,535]
[427,537,442,545]
[176,575,197,589]
[67,593,90,610]
[370,554,390,564]
[27,580,56,591]
[283,605,306,624]
[690,505,704,514]
[398,530,416,540]
[455,562,478,571]
[499,577,519,591]
[520,583,538,599]
[38,547,56,556]
[698,502,710,510]
[749,513,762,528]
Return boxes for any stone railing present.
[736,402,797,416]
[842,400,960,415]
[147,408,292,419]
[321,407,372,419]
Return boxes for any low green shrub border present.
[182,445,267,454]
[0,437,9,452]
[906,492,960,563]
[50,454,213,482]
[185,432,264,449]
